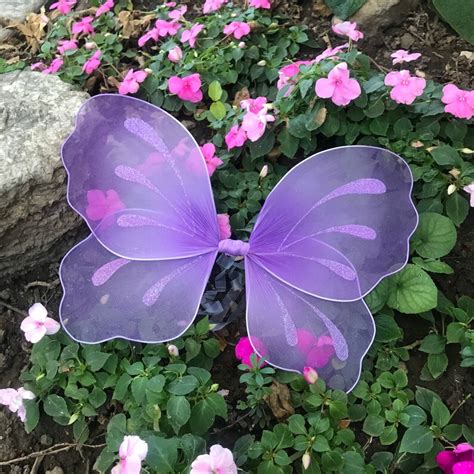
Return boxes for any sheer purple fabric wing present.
[245,258,375,392]
[59,235,216,343]
[249,146,418,301]
[62,94,219,260]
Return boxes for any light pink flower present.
[95,0,114,16]
[168,73,203,103]
[303,367,318,384]
[138,28,160,47]
[86,189,125,220]
[111,436,148,474]
[168,46,183,63]
[165,1,176,6]
[464,183,474,207]
[441,84,474,120]
[241,110,275,142]
[20,303,60,343]
[191,444,237,474]
[31,62,46,71]
[225,125,247,150]
[49,0,76,14]
[42,58,63,74]
[296,329,335,368]
[155,19,180,37]
[332,21,364,42]
[249,0,271,8]
[223,21,250,40]
[384,70,426,105]
[315,62,361,106]
[235,337,267,367]
[0,387,35,422]
[217,214,231,240]
[72,16,94,35]
[57,39,78,55]
[169,5,187,20]
[436,443,474,474]
[118,69,148,95]
[203,0,228,14]
[390,49,421,65]
[82,50,101,74]
[240,96,268,114]
[181,23,204,48]
[277,60,312,94]
[200,143,223,176]
[315,43,348,63]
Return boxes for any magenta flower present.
[190,445,237,474]
[315,62,361,106]
[20,303,60,343]
[249,0,271,8]
[86,189,125,221]
[390,49,421,65]
[49,0,76,14]
[118,69,148,95]
[138,29,160,47]
[332,21,364,42]
[42,58,64,74]
[31,62,46,71]
[57,39,78,55]
[241,110,275,142]
[225,125,247,150]
[240,96,268,114]
[297,329,335,368]
[168,46,183,63]
[72,16,94,35]
[203,0,228,13]
[0,387,35,422]
[168,5,187,20]
[235,337,267,367]
[82,50,101,74]
[95,0,114,16]
[436,443,474,474]
[384,70,426,105]
[217,214,231,240]
[200,143,223,176]
[155,19,180,37]
[441,84,474,120]
[277,60,312,94]
[168,73,203,103]
[303,366,318,384]
[181,23,204,48]
[223,21,251,40]
[315,43,348,63]
[111,436,148,474]
[464,183,474,206]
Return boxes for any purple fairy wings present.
[59,94,418,392]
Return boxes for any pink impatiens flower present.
[464,183,474,207]
[72,16,94,35]
[223,21,251,40]
[168,46,183,63]
[314,43,348,63]
[249,0,271,9]
[303,367,318,384]
[315,62,361,106]
[181,23,204,48]
[169,5,187,20]
[111,436,148,474]
[57,39,78,55]
[95,0,114,16]
[155,19,180,37]
[436,443,474,474]
[235,337,267,367]
[20,303,60,343]
[0,387,35,423]
[225,125,247,150]
[241,109,275,142]
[296,329,335,368]
[441,84,474,120]
[390,49,421,65]
[49,0,76,14]
[203,0,228,14]
[42,58,64,74]
[168,73,203,103]
[118,69,148,95]
[190,444,237,474]
[332,21,364,42]
[277,60,312,95]
[217,214,231,240]
[86,189,125,221]
[240,96,268,114]
[200,143,223,176]
[82,50,101,74]
[384,70,426,105]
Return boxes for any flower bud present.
[447,184,457,195]
[168,46,183,63]
[85,42,96,50]
[302,452,311,470]
[210,383,219,392]
[461,148,474,154]
[303,366,318,384]
[259,164,268,178]
[449,168,461,179]
[257,60,266,66]
[238,41,246,49]
[168,344,179,357]
[144,68,153,74]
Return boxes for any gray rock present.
[0,0,47,42]
[0,71,89,279]
[45,468,64,474]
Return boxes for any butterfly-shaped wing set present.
[60,95,418,392]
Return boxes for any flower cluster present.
[0,387,35,422]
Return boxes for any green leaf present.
[387,264,437,313]
[44,395,69,418]
[113,373,131,401]
[202,338,220,358]
[363,414,385,436]
[167,375,198,395]
[166,395,191,434]
[146,436,179,473]
[412,213,456,258]
[205,393,228,420]
[399,426,434,454]
[419,334,446,354]
[131,376,148,404]
[85,351,110,372]
[190,399,215,434]
[446,192,470,226]
[210,101,226,120]
[89,387,107,408]
[341,452,366,474]
[324,0,367,19]
[208,80,223,101]
[462,425,474,445]
[180,434,206,464]
[446,322,465,343]
[415,386,442,412]
[380,424,398,445]
[443,424,462,441]
[374,314,402,343]
[24,399,39,433]
[401,405,427,427]
[430,145,462,166]
[288,414,306,435]
[431,398,451,428]
[433,0,474,45]
[247,131,275,160]
[412,257,454,274]
[427,353,448,378]
[278,128,299,158]
[147,374,166,393]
